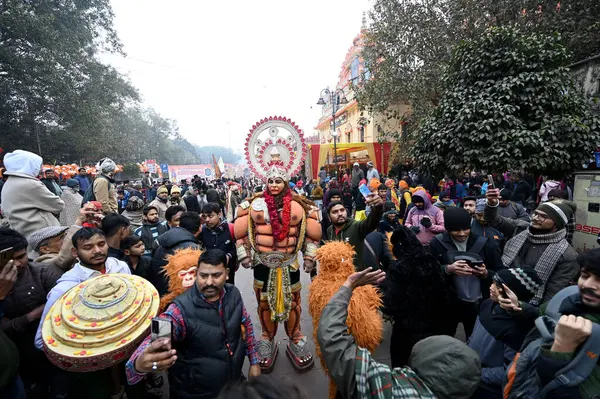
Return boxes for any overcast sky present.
[102,0,371,151]
[102,0,371,154]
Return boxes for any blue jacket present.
[468,316,516,388]
[470,220,504,247]
[455,183,467,199]
[74,174,90,194]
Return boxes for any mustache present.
[203,285,217,291]
[581,287,600,299]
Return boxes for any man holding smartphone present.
[326,193,385,271]
[429,207,504,337]
[126,249,261,398]
[0,228,63,395]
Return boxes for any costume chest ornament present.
[251,197,270,224]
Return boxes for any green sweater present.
[326,205,383,271]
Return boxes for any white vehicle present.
[572,171,600,252]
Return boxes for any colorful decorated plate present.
[42,273,159,372]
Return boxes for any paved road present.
[236,265,393,398]
[160,265,465,398]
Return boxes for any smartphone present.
[498,285,508,299]
[151,317,172,342]
[0,247,14,269]
[358,183,372,199]
[487,175,495,190]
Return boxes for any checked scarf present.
[355,348,436,399]
[502,229,568,305]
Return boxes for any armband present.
[237,245,249,260]
[304,242,319,259]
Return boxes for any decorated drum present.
[42,273,159,372]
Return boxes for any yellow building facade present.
[314,31,410,169]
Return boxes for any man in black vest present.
[126,249,261,398]
[429,207,503,338]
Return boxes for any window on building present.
[359,126,365,142]
[350,57,360,84]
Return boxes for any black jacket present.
[206,189,219,204]
[170,283,245,399]
[198,221,236,283]
[108,246,127,263]
[2,262,62,339]
[512,180,532,206]
[429,232,504,300]
[362,231,394,271]
[151,227,200,296]
[184,194,200,213]
[126,256,153,281]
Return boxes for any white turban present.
[97,157,116,174]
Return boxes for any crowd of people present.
[0,147,597,399]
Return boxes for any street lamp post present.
[317,88,348,178]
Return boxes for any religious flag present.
[217,157,225,176]
[213,154,222,178]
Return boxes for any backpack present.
[503,286,600,398]
[81,175,111,206]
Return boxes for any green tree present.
[413,26,600,176]
[0,0,209,166]
[357,0,600,133]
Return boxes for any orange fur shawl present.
[308,241,383,399]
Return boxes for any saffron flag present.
[213,154,222,178]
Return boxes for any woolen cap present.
[537,200,577,230]
[475,198,487,213]
[494,267,541,303]
[157,186,168,195]
[170,185,181,194]
[326,188,341,202]
[66,179,79,188]
[28,226,69,251]
[500,189,513,200]
[443,207,472,232]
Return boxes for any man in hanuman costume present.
[234,116,321,372]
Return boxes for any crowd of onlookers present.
[0,148,598,399]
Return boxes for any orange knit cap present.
[368,178,381,192]
[399,180,409,190]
